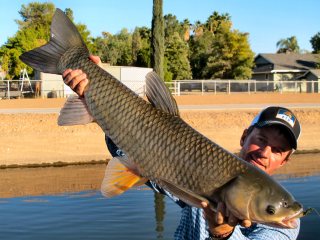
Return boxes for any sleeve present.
[104,135,187,208]
[146,181,186,208]
[105,136,125,157]
[227,220,300,240]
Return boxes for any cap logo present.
[276,109,295,127]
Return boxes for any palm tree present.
[192,20,204,37]
[181,19,191,41]
[276,36,300,53]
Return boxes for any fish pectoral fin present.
[58,95,94,126]
[159,178,209,209]
[101,157,147,198]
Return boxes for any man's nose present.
[260,145,272,158]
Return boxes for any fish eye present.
[266,205,276,215]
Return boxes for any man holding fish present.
[63,56,301,240]
[20,10,304,240]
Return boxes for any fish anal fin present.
[101,157,147,198]
[159,178,211,209]
[133,178,148,187]
[58,95,94,126]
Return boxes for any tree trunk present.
[151,0,164,80]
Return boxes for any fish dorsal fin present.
[145,71,179,116]
[58,95,94,126]
[101,156,148,198]
[159,178,212,209]
[20,8,88,74]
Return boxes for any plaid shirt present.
[174,205,300,240]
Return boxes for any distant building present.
[298,69,320,93]
[252,53,320,92]
[300,69,320,81]
[252,53,320,81]
[35,64,152,98]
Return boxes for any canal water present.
[0,154,319,239]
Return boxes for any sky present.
[0,0,319,55]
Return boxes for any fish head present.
[221,169,303,228]
[247,181,303,228]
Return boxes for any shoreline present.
[1,95,319,168]
[1,152,319,199]
[1,149,319,170]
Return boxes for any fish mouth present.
[280,209,303,228]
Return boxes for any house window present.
[265,74,269,80]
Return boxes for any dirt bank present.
[0,93,319,166]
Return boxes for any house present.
[301,69,320,81]
[298,69,320,93]
[252,53,320,92]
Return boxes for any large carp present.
[20,9,305,228]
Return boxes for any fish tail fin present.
[19,8,88,74]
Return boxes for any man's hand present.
[62,55,101,96]
[201,201,252,238]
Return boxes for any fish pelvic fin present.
[58,95,94,126]
[19,8,89,74]
[159,178,211,209]
[145,71,180,116]
[101,157,148,198]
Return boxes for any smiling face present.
[239,125,293,175]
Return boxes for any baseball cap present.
[250,106,301,150]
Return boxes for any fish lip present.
[283,208,303,221]
[280,209,303,228]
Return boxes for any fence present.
[0,79,66,99]
[0,79,319,99]
[167,80,320,96]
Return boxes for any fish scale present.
[20,8,305,227]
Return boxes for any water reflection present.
[154,192,165,239]
[0,153,319,239]
[1,153,319,198]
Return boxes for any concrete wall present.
[35,65,152,97]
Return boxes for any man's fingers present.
[216,202,226,225]
[62,69,72,79]
[227,213,238,227]
[69,73,87,89]
[89,55,102,65]
[75,78,88,96]
[64,69,83,86]
[241,220,252,228]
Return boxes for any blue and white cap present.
[250,106,301,149]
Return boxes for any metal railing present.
[0,79,318,99]
[166,80,319,96]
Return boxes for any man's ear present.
[281,150,293,165]
[240,129,249,147]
